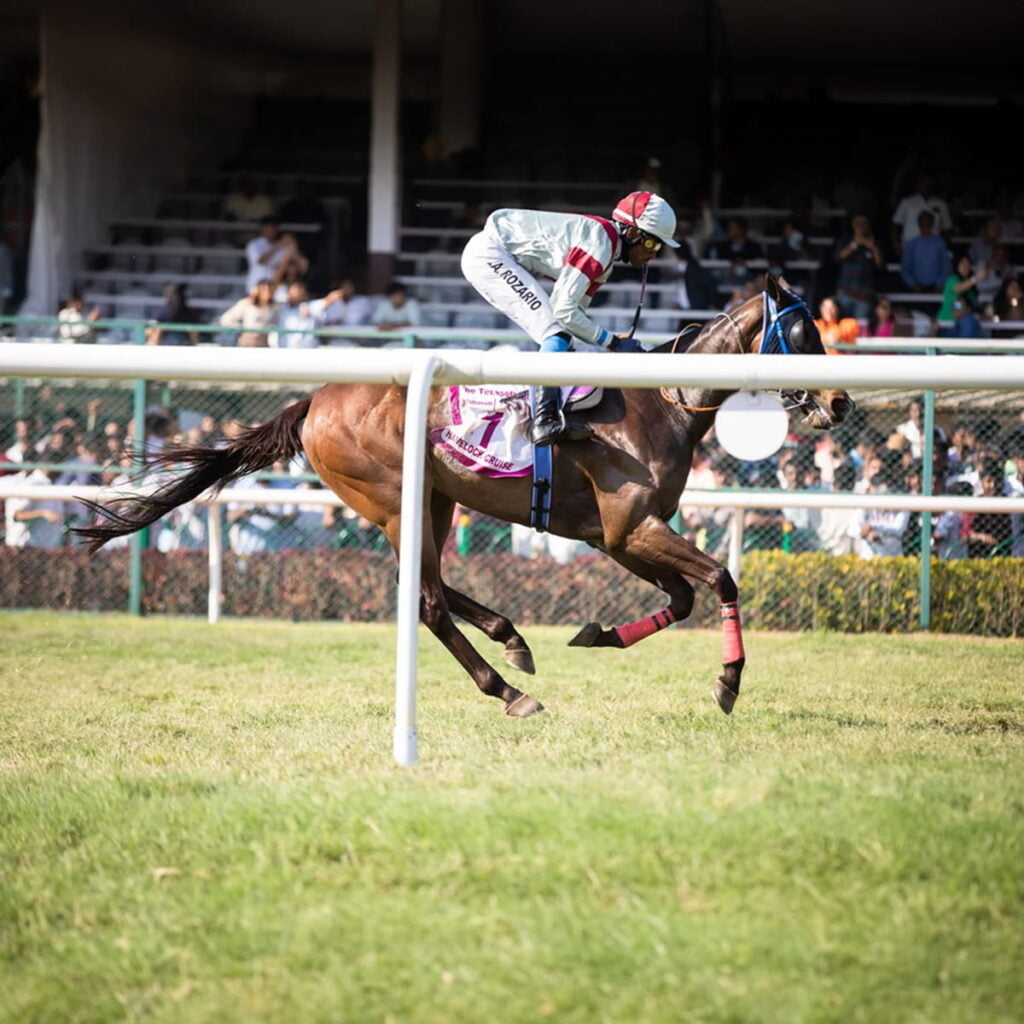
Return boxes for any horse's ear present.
[776,273,794,293]
[765,273,782,299]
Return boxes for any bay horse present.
[77,276,851,718]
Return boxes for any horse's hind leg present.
[428,492,535,675]
[568,549,695,651]
[386,511,543,718]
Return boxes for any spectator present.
[271,281,320,349]
[707,216,763,290]
[934,480,973,559]
[814,295,859,354]
[895,396,948,459]
[980,250,1017,318]
[993,275,1023,329]
[891,172,952,254]
[0,236,13,316]
[4,454,69,549]
[245,217,306,293]
[311,277,375,342]
[852,467,909,558]
[938,254,987,338]
[899,211,951,292]
[963,462,1013,557]
[835,213,885,320]
[901,460,924,556]
[670,240,718,313]
[779,459,822,552]
[219,280,277,347]
[867,297,896,338]
[676,198,721,260]
[371,282,423,331]
[766,217,813,276]
[818,460,858,555]
[57,292,101,343]
[145,283,200,346]
[224,175,273,222]
[968,216,1002,269]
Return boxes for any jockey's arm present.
[549,263,615,348]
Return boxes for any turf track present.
[2,613,1022,1023]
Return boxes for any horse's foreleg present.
[429,493,535,674]
[568,549,694,650]
[620,517,745,714]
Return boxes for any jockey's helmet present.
[612,191,680,249]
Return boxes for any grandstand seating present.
[66,98,1017,341]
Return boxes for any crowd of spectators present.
[2,390,1022,561]
[675,396,1024,560]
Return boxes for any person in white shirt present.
[271,281,320,349]
[891,173,953,253]
[818,461,859,555]
[460,190,679,446]
[850,468,910,558]
[311,278,375,344]
[245,218,306,293]
[371,282,422,331]
[4,467,67,549]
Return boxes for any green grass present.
[1,612,1022,1024]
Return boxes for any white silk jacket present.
[485,208,622,345]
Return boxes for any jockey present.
[460,191,680,446]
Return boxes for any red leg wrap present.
[615,608,678,648]
[721,601,745,663]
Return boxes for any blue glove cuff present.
[595,328,614,348]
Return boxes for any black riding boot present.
[531,386,565,447]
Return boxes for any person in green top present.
[938,253,988,337]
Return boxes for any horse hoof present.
[505,694,545,718]
[713,678,738,715]
[504,641,536,675]
[568,622,603,648]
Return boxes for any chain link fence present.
[2,365,1023,633]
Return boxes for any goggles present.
[634,232,662,253]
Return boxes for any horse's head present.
[752,275,853,430]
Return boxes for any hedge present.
[1,547,1021,637]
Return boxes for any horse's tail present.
[75,397,312,553]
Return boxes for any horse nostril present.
[831,395,849,420]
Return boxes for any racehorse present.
[77,275,851,718]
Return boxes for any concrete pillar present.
[368,0,401,293]
[439,0,482,157]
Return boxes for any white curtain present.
[23,14,245,315]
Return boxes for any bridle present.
[659,291,824,418]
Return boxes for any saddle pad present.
[427,384,601,478]
[429,385,532,477]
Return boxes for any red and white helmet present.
[612,191,680,248]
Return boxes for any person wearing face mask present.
[835,213,885,321]
[460,191,679,447]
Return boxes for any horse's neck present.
[672,305,760,414]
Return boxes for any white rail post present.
[394,354,442,766]
[207,503,222,624]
